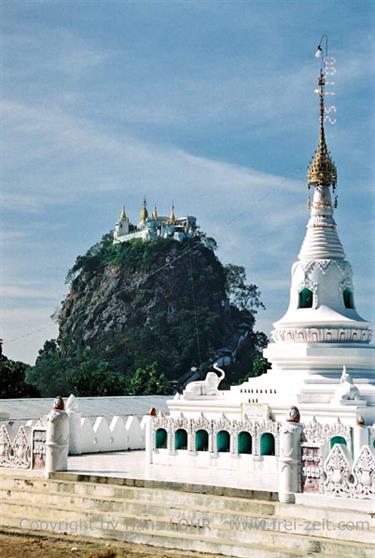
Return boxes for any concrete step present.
[0,487,275,522]
[0,514,302,558]
[1,498,374,558]
[0,474,372,535]
[0,473,276,505]
[0,473,374,557]
[121,527,375,558]
[0,485,373,545]
[1,474,372,525]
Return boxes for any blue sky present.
[1,0,374,364]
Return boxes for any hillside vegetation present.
[26,233,268,397]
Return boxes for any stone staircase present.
[0,472,373,558]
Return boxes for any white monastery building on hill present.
[113,198,198,244]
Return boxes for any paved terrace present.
[67,450,258,491]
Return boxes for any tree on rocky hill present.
[26,233,268,396]
[0,340,40,398]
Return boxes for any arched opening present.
[174,428,188,450]
[260,433,275,456]
[155,428,168,449]
[217,430,230,453]
[343,288,354,309]
[298,288,313,309]
[195,429,209,451]
[238,431,252,454]
[330,436,347,449]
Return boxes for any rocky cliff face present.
[57,233,263,383]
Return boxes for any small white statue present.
[333,366,363,404]
[183,364,225,399]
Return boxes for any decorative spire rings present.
[307,68,337,190]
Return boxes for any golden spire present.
[307,69,337,188]
[119,205,127,221]
[168,203,176,223]
[151,204,158,220]
[139,196,148,223]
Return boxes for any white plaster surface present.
[67,450,275,490]
[0,395,169,420]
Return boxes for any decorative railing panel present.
[152,413,280,456]
[0,424,32,469]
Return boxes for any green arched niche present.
[298,287,313,309]
[260,433,275,456]
[343,288,354,309]
[238,431,252,454]
[217,430,230,453]
[155,428,168,449]
[174,428,188,450]
[195,429,209,451]
[330,436,347,449]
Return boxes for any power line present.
[2,168,305,346]
[189,251,202,365]
[2,241,202,345]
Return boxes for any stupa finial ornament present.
[139,196,148,223]
[307,43,337,189]
[120,205,127,221]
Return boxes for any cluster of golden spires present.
[307,70,337,188]
[151,204,158,220]
[119,198,176,224]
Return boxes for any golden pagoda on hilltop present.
[113,198,198,244]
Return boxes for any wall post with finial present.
[45,396,70,475]
[278,406,303,503]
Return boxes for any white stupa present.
[146,57,375,500]
[167,68,375,427]
[258,68,375,423]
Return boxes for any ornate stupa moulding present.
[272,327,372,344]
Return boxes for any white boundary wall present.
[0,394,146,456]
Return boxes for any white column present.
[353,424,369,460]
[144,416,153,465]
[279,420,303,503]
[45,409,69,475]
[65,394,82,455]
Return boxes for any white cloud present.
[0,100,303,214]
[1,17,373,365]
[0,285,63,300]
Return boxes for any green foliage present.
[224,264,265,314]
[25,340,72,397]
[252,355,271,377]
[25,340,170,397]
[128,363,169,395]
[65,233,180,285]
[65,233,114,284]
[237,355,271,384]
[0,342,40,398]
[66,361,128,397]
[29,232,267,397]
